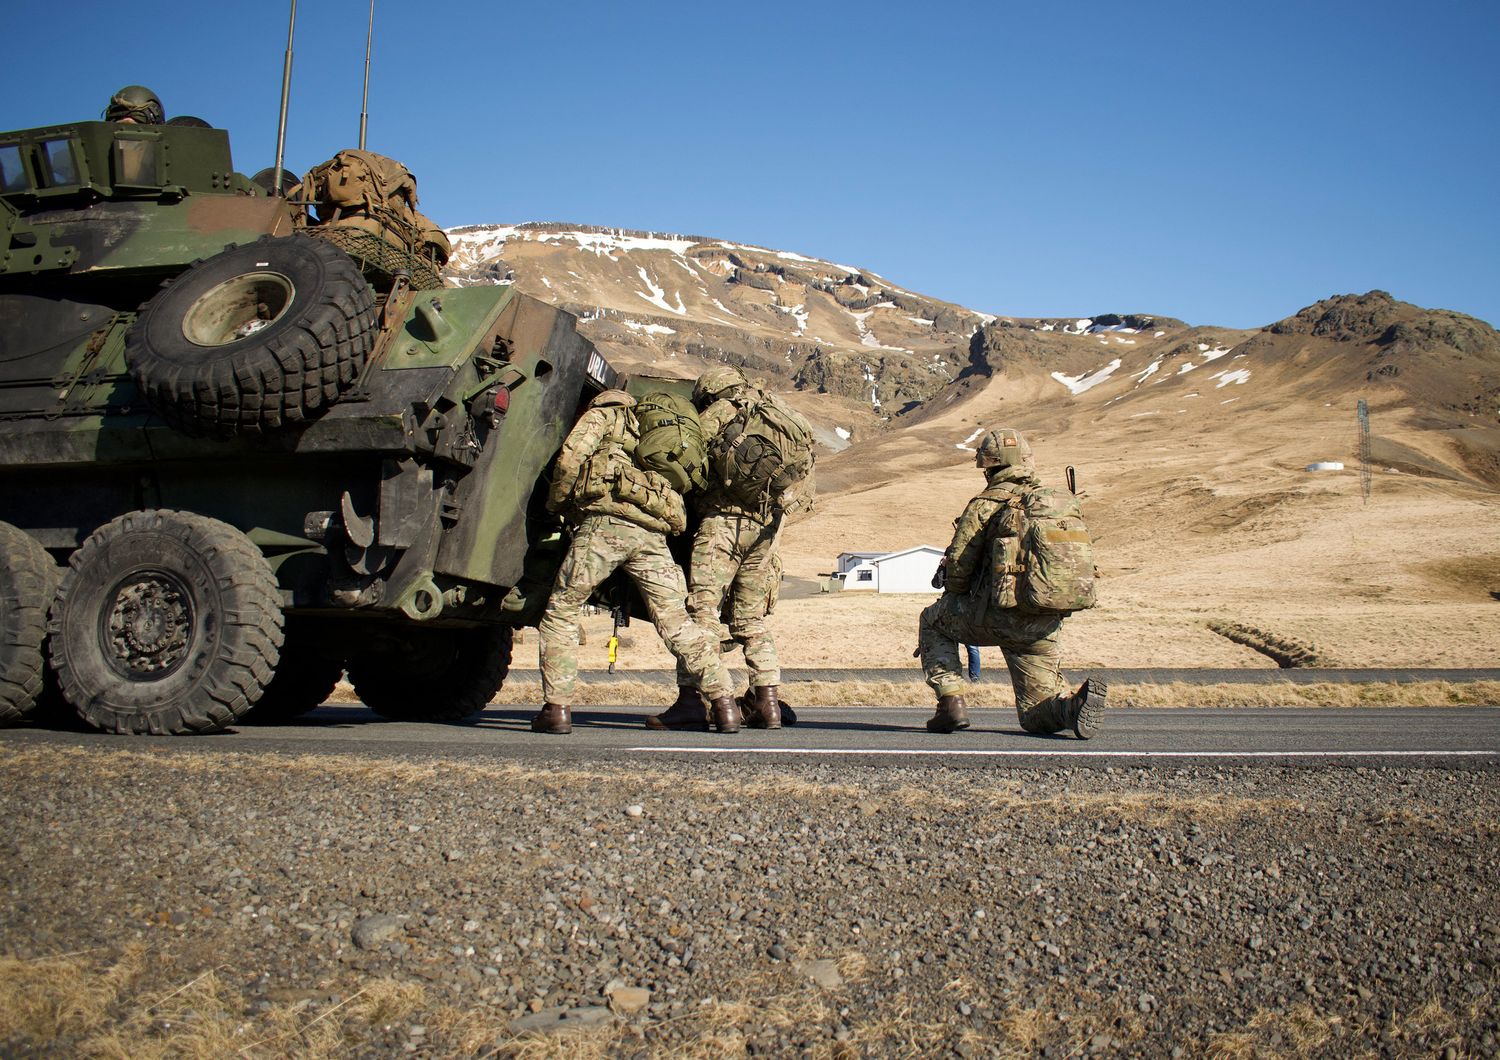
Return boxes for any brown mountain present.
[446,226,1500,670]
[447,223,994,447]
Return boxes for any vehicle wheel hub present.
[107,574,191,675]
[180,271,295,347]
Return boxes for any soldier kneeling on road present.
[918,428,1106,738]
[532,390,737,735]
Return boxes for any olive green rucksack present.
[987,485,1098,614]
[634,391,708,495]
[709,391,815,510]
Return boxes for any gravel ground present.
[0,744,1495,1058]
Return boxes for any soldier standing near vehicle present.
[918,428,1106,738]
[533,390,737,735]
[647,366,810,732]
[103,85,164,125]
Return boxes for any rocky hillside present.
[445,224,1500,486]
[936,291,1500,486]
[446,224,991,432]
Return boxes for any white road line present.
[629,748,1497,758]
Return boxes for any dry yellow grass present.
[484,677,1500,708]
[1207,1001,1342,1058]
[0,945,445,1060]
[1205,982,1500,1060]
[496,1025,623,1060]
[1107,679,1500,708]
[998,1005,1046,1051]
[0,946,146,1044]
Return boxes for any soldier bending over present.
[648,366,806,731]
[533,390,736,735]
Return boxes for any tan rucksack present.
[568,445,687,535]
[985,484,1098,614]
[294,150,450,288]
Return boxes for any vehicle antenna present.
[272,0,298,197]
[359,0,375,150]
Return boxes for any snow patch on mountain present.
[621,320,677,336]
[1052,360,1123,395]
[636,267,686,315]
[955,426,985,451]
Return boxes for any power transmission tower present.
[1356,399,1371,504]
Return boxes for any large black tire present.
[243,619,344,723]
[348,625,512,722]
[49,511,284,735]
[0,522,60,725]
[126,234,377,436]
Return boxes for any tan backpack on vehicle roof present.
[294,149,451,271]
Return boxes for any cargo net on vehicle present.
[309,226,445,292]
[292,149,451,293]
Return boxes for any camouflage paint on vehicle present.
[0,114,620,732]
[1,122,280,279]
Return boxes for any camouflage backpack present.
[634,391,708,495]
[709,391,815,510]
[986,485,1098,614]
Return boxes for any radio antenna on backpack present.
[359,0,376,150]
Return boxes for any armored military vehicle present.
[0,116,618,734]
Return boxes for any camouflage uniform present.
[673,391,783,689]
[918,462,1079,733]
[539,404,728,707]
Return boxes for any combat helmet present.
[974,427,1033,470]
[692,365,746,408]
[589,389,635,409]
[104,85,164,125]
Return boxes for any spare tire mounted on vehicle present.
[126,234,378,436]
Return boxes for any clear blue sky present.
[5,1,1497,328]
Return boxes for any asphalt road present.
[5,703,1497,771]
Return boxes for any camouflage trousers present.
[918,593,1073,733]
[540,515,728,703]
[674,512,782,689]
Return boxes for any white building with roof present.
[828,546,944,593]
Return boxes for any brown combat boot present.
[530,703,572,734]
[1066,678,1108,740]
[645,687,709,731]
[711,694,742,734]
[746,685,782,729]
[926,694,970,733]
